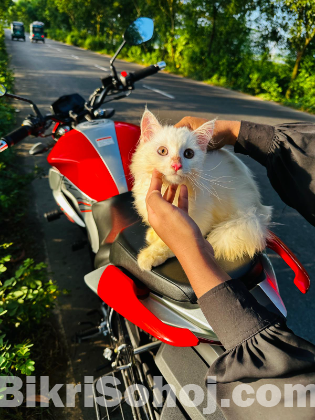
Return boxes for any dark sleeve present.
[198,280,315,419]
[234,121,315,226]
[198,279,315,383]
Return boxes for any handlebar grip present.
[2,126,32,148]
[130,65,160,83]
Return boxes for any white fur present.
[131,109,272,271]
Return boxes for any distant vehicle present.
[30,21,45,43]
[11,21,25,41]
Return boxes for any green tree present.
[0,0,13,20]
[281,0,315,99]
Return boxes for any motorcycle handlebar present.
[129,64,160,83]
[1,125,32,148]
[0,62,166,151]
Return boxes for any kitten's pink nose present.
[171,161,182,172]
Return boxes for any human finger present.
[175,116,209,131]
[146,190,173,218]
[163,184,178,203]
[174,117,192,129]
[146,169,163,201]
[178,185,189,213]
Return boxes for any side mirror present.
[0,86,43,119]
[124,18,154,46]
[0,85,7,97]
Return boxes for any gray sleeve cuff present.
[198,279,279,350]
[234,121,275,167]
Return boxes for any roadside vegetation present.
[6,0,315,113]
[0,17,65,417]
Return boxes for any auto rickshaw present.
[11,22,25,41]
[30,21,45,43]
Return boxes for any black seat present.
[108,221,264,304]
[92,192,140,269]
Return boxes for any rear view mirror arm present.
[4,92,43,119]
[110,40,126,67]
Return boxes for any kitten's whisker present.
[196,174,234,184]
[189,175,208,193]
[190,174,219,198]
[194,171,233,180]
[186,175,197,200]
[210,182,235,190]
[195,161,223,172]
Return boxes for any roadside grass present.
[0,26,68,419]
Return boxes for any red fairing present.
[115,121,140,191]
[267,230,310,293]
[47,129,119,201]
[98,265,200,347]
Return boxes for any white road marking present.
[71,55,79,60]
[47,46,62,52]
[142,84,175,99]
[94,64,109,72]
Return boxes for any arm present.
[175,118,315,226]
[146,171,315,419]
[146,170,282,351]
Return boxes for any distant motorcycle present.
[0,17,310,420]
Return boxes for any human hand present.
[174,116,209,131]
[175,117,241,150]
[146,170,214,260]
[146,170,230,298]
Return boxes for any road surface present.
[4,30,315,418]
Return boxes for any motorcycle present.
[0,17,311,420]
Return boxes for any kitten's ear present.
[140,109,161,142]
[193,120,215,152]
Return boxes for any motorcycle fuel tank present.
[47,119,140,202]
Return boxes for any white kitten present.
[130,109,272,271]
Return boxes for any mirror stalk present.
[110,40,126,81]
[110,40,126,67]
[4,92,43,119]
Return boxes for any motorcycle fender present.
[155,343,225,419]
[84,264,108,294]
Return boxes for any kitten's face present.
[136,110,214,185]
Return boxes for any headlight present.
[55,125,70,140]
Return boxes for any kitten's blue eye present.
[184,148,194,159]
[157,146,168,156]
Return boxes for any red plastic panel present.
[98,265,200,347]
[267,230,310,294]
[47,129,119,201]
[115,121,140,191]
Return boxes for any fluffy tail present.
[207,206,272,261]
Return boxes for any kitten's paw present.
[137,245,174,271]
[145,227,159,245]
[137,248,155,271]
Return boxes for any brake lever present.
[103,90,131,104]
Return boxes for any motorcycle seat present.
[108,221,264,304]
[92,192,140,268]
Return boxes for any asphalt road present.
[4,30,315,418]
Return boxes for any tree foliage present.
[4,0,315,111]
[279,0,315,98]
